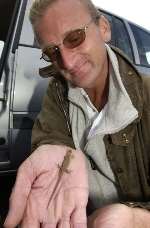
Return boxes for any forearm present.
[133,207,150,228]
[87,203,150,228]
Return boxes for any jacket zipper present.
[55,81,72,136]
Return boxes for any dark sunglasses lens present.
[63,29,86,49]
[43,46,60,62]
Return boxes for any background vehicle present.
[0,0,150,222]
[101,9,150,76]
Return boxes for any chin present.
[73,80,92,89]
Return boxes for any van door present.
[0,0,49,173]
[0,0,21,172]
[9,0,49,169]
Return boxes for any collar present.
[68,45,139,138]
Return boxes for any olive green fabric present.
[31,47,150,209]
[31,77,75,152]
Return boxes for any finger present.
[70,189,88,228]
[72,224,87,228]
[19,186,43,228]
[4,159,35,228]
[60,190,87,228]
[20,219,40,228]
[41,222,57,228]
[58,220,70,228]
[71,208,87,228]
[47,190,73,228]
[59,191,74,228]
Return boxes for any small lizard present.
[47,149,74,208]
[58,149,74,176]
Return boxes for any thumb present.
[4,158,35,228]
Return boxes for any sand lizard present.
[46,149,74,209]
[58,149,74,176]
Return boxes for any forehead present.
[37,0,92,46]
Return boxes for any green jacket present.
[32,47,150,210]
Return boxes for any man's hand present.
[88,203,150,228]
[4,145,89,228]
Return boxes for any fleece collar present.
[68,45,138,138]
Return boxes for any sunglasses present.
[40,19,94,63]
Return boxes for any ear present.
[98,15,111,42]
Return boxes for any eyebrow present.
[42,18,93,49]
[62,18,93,38]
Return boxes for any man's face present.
[37,0,111,89]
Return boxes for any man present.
[4,0,150,227]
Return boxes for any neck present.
[85,56,109,111]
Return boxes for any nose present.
[58,47,77,70]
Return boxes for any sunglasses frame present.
[40,18,94,63]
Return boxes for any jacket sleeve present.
[123,76,150,211]
[121,201,150,211]
[31,79,75,152]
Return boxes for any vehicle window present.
[0,0,17,42]
[129,23,150,67]
[19,0,37,47]
[113,17,134,62]
[0,0,18,76]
